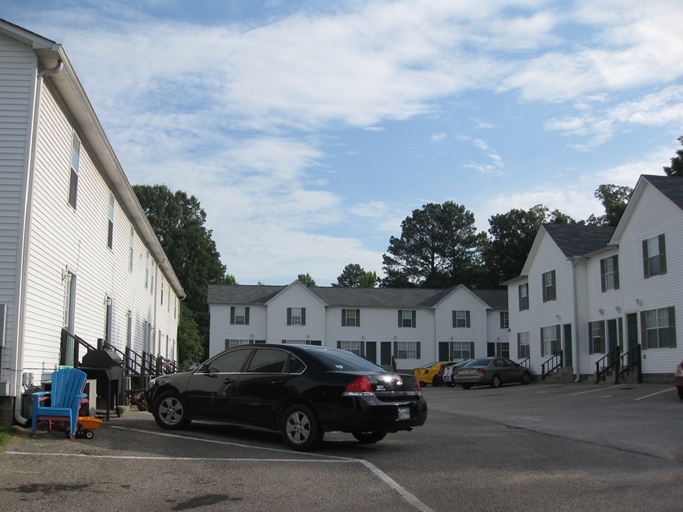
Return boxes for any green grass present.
[0,425,12,447]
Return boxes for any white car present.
[442,360,473,387]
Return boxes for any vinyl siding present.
[0,35,36,383]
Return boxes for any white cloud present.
[431,132,447,142]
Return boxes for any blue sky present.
[3,0,683,285]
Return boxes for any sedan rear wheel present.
[461,383,472,390]
[352,431,387,444]
[281,403,323,452]
[153,391,191,430]
[490,374,502,388]
[521,371,531,385]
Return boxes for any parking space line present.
[10,426,435,512]
[634,388,676,401]
[570,385,624,396]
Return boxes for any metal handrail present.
[541,350,563,380]
[519,358,531,368]
[617,345,642,384]
[595,346,621,383]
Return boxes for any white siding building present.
[0,20,184,425]
[208,283,508,371]
[506,175,682,382]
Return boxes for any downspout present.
[13,59,63,427]
[571,258,581,383]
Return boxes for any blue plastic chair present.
[31,368,87,439]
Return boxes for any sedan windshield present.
[310,348,386,372]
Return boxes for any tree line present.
[134,138,683,366]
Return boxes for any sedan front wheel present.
[153,391,191,430]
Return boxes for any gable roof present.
[207,284,508,309]
[0,19,185,298]
[542,224,615,258]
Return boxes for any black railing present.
[519,358,531,368]
[541,350,563,380]
[61,329,97,367]
[595,346,621,383]
[617,344,642,384]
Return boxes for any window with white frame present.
[588,320,605,354]
[341,309,360,327]
[107,192,115,249]
[542,270,556,302]
[398,309,416,328]
[395,341,420,359]
[338,340,364,356]
[452,310,470,328]
[287,307,306,326]
[129,225,135,272]
[230,306,250,325]
[642,235,667,278]
[225,339,253,350]
[600,255,619,292]
[540,324,561,357]
[641,307,676,349]
[488,342,510,358]
[68,133,80,209]
[517,331,530,359]
[282,339,310,345]
[500,311,509,329]
[518,283,529,310]
[450,341,474,360]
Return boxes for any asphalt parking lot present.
[2,382,683,511]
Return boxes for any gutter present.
[13,59,63,427]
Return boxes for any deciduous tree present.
[333,264,379,287]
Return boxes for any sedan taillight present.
[476,368,486,374]
[343,376,374,395]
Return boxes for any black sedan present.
[451,357,532,389]
[145,344,428,451]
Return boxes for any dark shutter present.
[469,342,474,358]
[517,333,522,358]
[416,342,421,359]
[659,234,667,275]
[287,308,292,326]
[642,240,650,278]
[245,307,250,325]
[356,309,360,327]
[360,341,365,357]
[412,310,416,328]
[613,256,620,290]
[588,322,594,354]
[669,307,676,348]
[599,321,605,354]
[452,310,457,328]
[301,308,306,326]
[341,309,346,327]
[337,340,341,349]
[540,327,545,357]
[393,341,398,357]
[398,310,402,327]
[230,307,235,325]
[640,311,647,350]
[465,310,470,328]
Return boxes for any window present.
[642,235,667,278]
[398,309,416,328]
[107,192,115,249]
[500,311,509,329]
[246,349,287,373]
[600,255,619,292]
[225,339,258,350]
[517,332,530,359]
[338,340,364,356]
[588,320,605,354]
[518,283,529,311]
[129,225,135,272]
[487,342,510,358]
[208,349,251,373]
[394,341,421,359]
[450,341,474,359]
[641,307,676,349]
[287,307,306,326]
[452,310,470,328]
[68,134,80,209]
[160,279,164,305]
[282,339,317,345]
[540,325,561,357]
[341,309,360,327]
[542,270,556,302]
[230,306,250,325]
